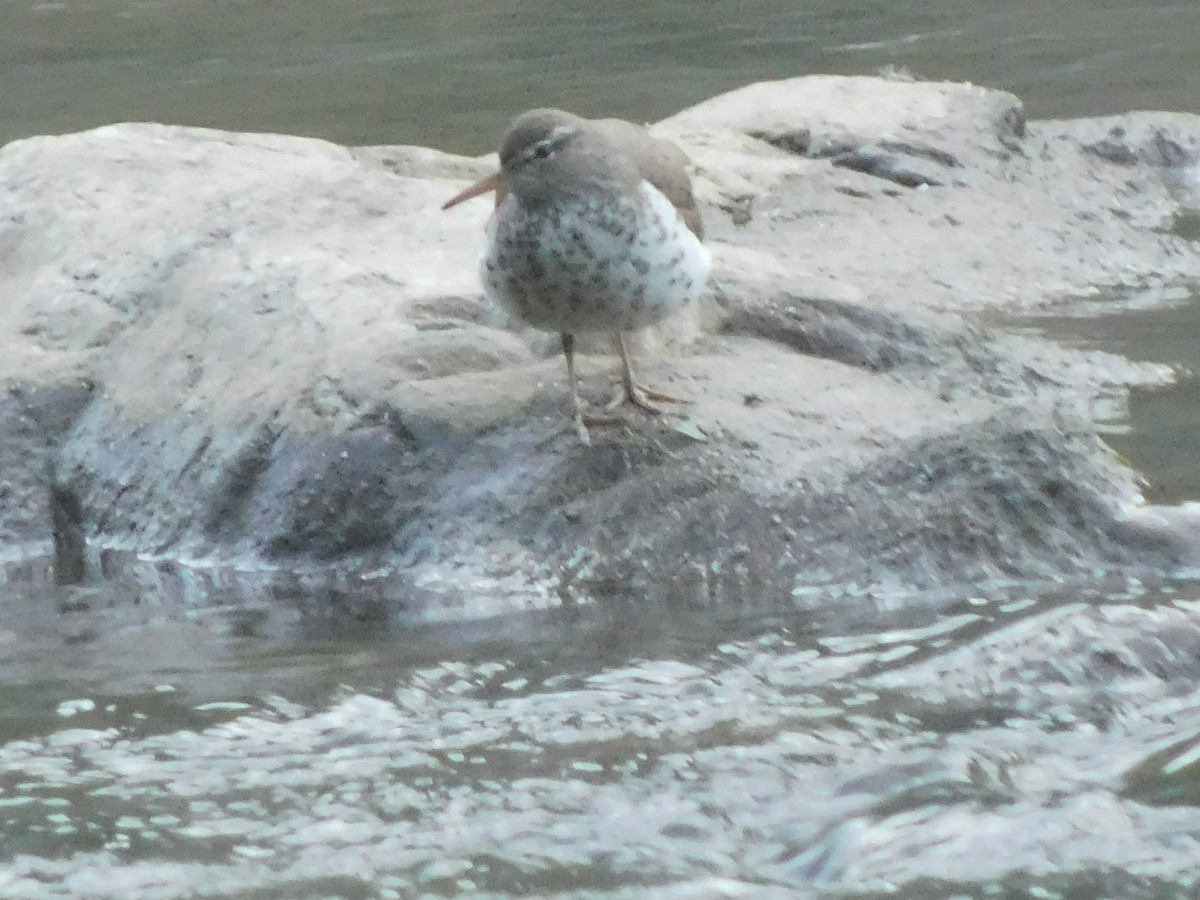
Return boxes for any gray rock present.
[2,75,1199,620]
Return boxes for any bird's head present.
[442,108,584,210]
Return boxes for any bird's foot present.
[534,412,593,448]
[549,384,690,445]
[605,382,688,415]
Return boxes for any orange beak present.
[441,171,502,210]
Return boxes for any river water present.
[2,1,1200,897]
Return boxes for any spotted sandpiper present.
[442,108,711,443]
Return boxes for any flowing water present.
[2,1,1200,896]
[3,0,1200,153]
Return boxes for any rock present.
[1,76,1200,620]
[658,73,1026,167]
[0,380,94,567]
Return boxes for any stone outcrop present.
[2,75,1199,619]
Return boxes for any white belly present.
[480,180,711,335]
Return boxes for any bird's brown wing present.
[590,117,705,241]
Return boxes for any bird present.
[441,108,711,443]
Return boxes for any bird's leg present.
[607,332,686,412]
[561,332,592,444]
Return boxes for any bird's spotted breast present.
[481,181,710,335]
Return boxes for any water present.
[2,1,1199,153]
[1012,286,1200,505]
[6,571,1200,895]
[3,0,1200,895]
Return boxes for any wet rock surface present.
[1,76,1199,617]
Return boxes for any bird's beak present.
[441,171,502,210]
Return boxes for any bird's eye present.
[532,140,555,160]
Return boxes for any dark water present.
[3,1,1200,896]
[7,564,1200,897]
[2,0,1199,154]
[1013,286,1200,505]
